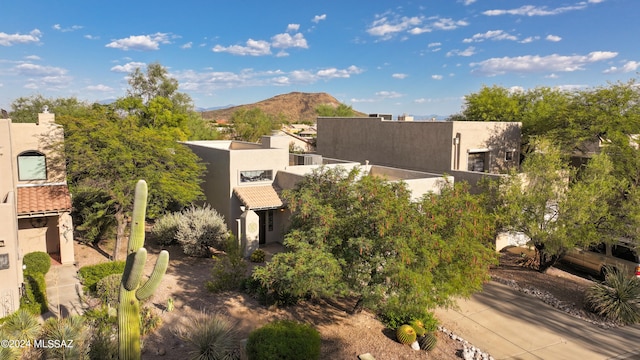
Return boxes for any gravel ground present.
[75,241,604,359]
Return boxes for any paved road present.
[435,281,640,360]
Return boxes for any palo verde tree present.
[489,138,622,271]
[230,107,281,142]
[252,166,496,321]
[315,103,356,117]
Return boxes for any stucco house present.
[316,116,521,190]
[183,136,452,256]
[0,111,74,317]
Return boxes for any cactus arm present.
[136,250,169,301]
[118,180,169,360]
[123,248,147,291]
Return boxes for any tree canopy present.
[230,108,282,142]
[11,63,212,260]
[252,167,497,321]
[315,103,356,117]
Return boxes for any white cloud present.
[86,84,113,92]
[463,30,517,43]
[14,63,67,77]
[375,91,402,99]
[173,65,363,92]
[446,46,476,57]
[271,32,308,49]
[471,51,618,76]
[25,55,41,61]
[105,33,171,51]
[432,74,443,80]
[181,42,193,49]
[603,60,640,74]
[428,42,441,48]
[213,39,271,56]
[312,14,327,23]
[52,24,83,32]
[392,73,408,79]
[367,13,468,40]
[520,36,540,44]
[483,4,588,16]
[546,73,559,79]
[546,34,562,42]
[110,62,146,73]
[462,0,477,5]
[0,29,42,46]
[84,34,99,40]
[286,24,300,32]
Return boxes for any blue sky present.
[1,0,637,117]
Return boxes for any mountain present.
[200,92,366,123]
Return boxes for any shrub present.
[409,319,426,337]
[246,320,320,360]
[96,273,122,306]
[20,273,48,315]
[150,212,182,245]
[174,311,242,360]
[78,261,126,293]
[585,265,640,325]
[140,306,161,336]
[3,309,41,341]
[206,236,247,293]
[176,205,229,257]
[23,251,51,276]
[250,249,266,263]
[379,310,438,331]
[72,186,117,244]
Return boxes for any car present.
[561,240,640,278]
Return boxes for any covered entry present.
[233,185,284,255]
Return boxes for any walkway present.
[435,281,640,359]
[44,264,85,318]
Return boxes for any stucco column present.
[58,213,75,265]
[240,210,259,257]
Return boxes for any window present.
[0,254,8,270]
[505,151,515,161]
[17,151,47,180]
[612,244,638,262]
[239,170,273,183]
[588,243,606,254]
[467,152,488,172]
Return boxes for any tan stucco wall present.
[11,112,66,185]
[316,118,521,175]
[0,119,22,317]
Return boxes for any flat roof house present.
[184,136,452,256]
[316,116,521,190]
[0,111,75,317]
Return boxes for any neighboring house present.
[0,111,74,317]
[316,116,521,190]
[183,136,452,256]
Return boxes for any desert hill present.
[200,92,366,123]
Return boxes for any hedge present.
[79,261,126,293]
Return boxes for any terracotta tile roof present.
[233,185,283,210]
[17,184,72,215]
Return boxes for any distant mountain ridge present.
[200,92,366,123]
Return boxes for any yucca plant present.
[585,265,640,325]
[174,311,242,360]
[3,309,41,341]
[0,327,20,360]
[41,315,90,359]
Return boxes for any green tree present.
[454,85,522,122]
[490,138,622,271]
[230,108,281,142]
[252,167,496,320]
[315,103,355,117]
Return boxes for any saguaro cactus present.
[118,180,169,360]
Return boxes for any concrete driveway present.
[435,281,640,360]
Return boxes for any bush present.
[379,310,438,331]
[150,212,182,245]
[250,249,266,263]
[23,251,51,276]
[176,205,229,257]
[174,311,243,360]
[585,265,640,325]
[206,236,247,293]
[72,186,117,244]
[41,316,90,360]
[96,273,122,306]
[79,261,125,293]
[246,320,320,360]
[20,273,48,315]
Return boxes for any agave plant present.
[174,311,242,360]
[585,265,640,325]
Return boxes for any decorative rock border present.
[491,276,619,329]
[438,326,494,360]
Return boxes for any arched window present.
[17,151,47,180]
